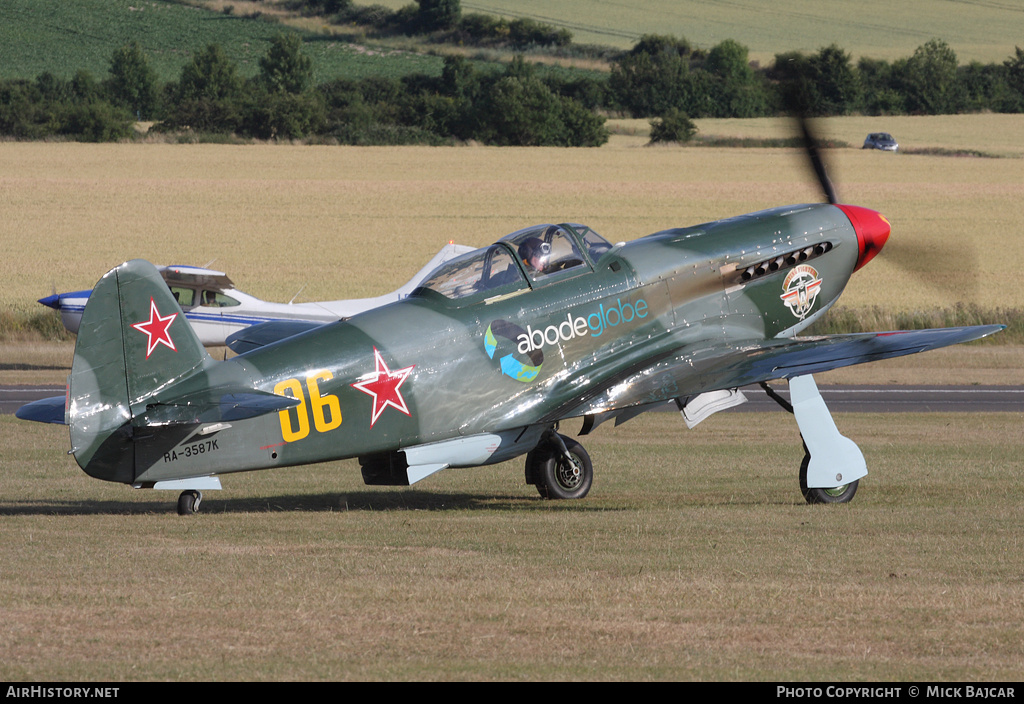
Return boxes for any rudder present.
[69,259,212,483]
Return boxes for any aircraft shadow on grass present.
[0,490,631,516]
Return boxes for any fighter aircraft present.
[37,242,474,347]
[17,125,1003,514]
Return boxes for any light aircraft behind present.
[38,243,474,347]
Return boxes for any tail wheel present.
[527,435,593,500]
[799,454,858,504]
[177,490,203,515]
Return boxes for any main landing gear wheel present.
[799,454,858,504]
[177,490,203,515]
[525,434,593,500]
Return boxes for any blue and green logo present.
[484,320,543,383]
[485,297,648,383]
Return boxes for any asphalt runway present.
[727,384,1024,413]
[4,384,1023,416]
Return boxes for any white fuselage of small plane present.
[37,243,474,347]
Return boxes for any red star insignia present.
[351,348,415,427]
[132,297,178,359]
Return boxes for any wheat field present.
[2,115,1022,317]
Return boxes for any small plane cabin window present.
[200,290,240,308]
[502,225,587,282]
[416,245,526,301]
[170,286,195,307]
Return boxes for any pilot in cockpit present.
[518,237,552,276]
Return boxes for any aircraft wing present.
[225,244,476,352]
[136,388,300,425]
[548,325,1005,421]
[159,265,234,291]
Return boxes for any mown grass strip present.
[0,309,71,343]
[694,136,850,149]
[901,146,1004,158]
[808,304,1023,343]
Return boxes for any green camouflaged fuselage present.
[70,204,860,485]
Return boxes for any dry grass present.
[0,341,73,385]
[2,411,1023,680]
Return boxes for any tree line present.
[2,1,1024,145]
[0,32,607,146]
[280,0,1024,119]
[290,0,574,50]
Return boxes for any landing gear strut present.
[761,376,867,505]
[525,432,593,500]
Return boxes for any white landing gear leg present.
[788,375,866,504]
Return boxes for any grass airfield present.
[2,115,1023,680]
[3,411,1023,680]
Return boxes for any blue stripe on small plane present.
[183,312,296,326]
[47,290,320,328]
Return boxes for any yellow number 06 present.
[274,371,342,442]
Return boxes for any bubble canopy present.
[414,224,612,302]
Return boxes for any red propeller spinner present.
[837,204,891,272]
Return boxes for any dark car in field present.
[863,133,898,152]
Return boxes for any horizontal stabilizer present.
[16,396,67,425]
[136,388,300,426]
[226,320,325,354]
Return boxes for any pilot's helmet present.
[518,237,551,271]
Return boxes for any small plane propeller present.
[796,113,978,302]
[798,116,839,205]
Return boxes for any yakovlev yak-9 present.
[18,126,1002,514]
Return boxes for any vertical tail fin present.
[69,259,212,482]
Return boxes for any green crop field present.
[0,0,445,82]
[410,0,1024,64]
[4,0,1021,86]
